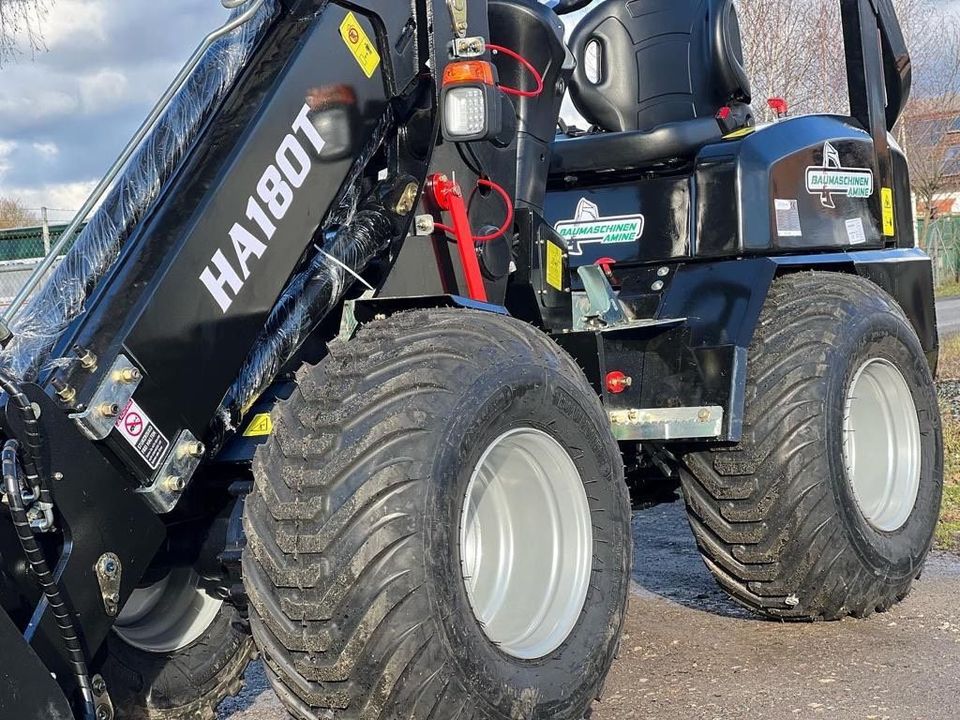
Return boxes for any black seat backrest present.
[568,0,751,133]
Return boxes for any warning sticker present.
[243,413,274,438]
[115,399,170,470]
[845,217,867,246]
[774,199,802,237]
[881,187,896,237]
[340,12,381,79]
[545,241,564,291]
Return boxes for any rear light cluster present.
[441,60,502,142]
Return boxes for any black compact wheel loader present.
[0,0,943,718]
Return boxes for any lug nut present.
[116,367,141,384]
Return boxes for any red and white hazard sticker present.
[115,399,170,470]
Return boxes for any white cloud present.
[42,0,109,51]
[32,142,59,159]
[0,141,17,181]
[0,181,97,221]
[78,69,129,111]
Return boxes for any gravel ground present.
[217,503,960,720]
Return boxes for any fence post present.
[41,207,51,257]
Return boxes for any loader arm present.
[0,1,478,715]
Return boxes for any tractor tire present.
[100,569,253,719]
[678,271,942,621]
[243,308,632,720]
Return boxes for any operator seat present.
[552,0,752,176]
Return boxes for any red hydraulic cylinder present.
[428,174,488,302]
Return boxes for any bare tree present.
[0,0,51,65]
[0,198,38,229]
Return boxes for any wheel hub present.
[843,358,922,532]
[113,568,222,653]
[459,428,593,660]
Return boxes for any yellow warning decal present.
[881,187,895,237]
[546,241,565,292]
[723,127,756,140]
[340,12,381,79]
[243,413,274,438]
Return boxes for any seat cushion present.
[549,117,722,177]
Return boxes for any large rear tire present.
[679,272,942,620]
[243,308,632,719]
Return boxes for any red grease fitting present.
[605,371,633,395]
[487,43,544,98]
[428,173,489,302]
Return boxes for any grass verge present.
[936,279,960,299]
[937,334,960,552]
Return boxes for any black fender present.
[557,248,936,444]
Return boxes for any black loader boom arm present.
[0,1,479,716]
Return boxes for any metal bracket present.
[69,354,142,440]
[577,265,633,328]
[451,36,485,58]
[94,553,122,617]
[91,675,115,720]
[446,0,468,37]
[137,430,205,514]
[609,406,724,441]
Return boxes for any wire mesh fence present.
[921,217,960,288]
[0,224,78,310]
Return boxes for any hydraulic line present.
[3,441,95,720]
[0,372,53,529]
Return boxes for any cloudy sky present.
[0,0,232,222]
[1,0,959,224]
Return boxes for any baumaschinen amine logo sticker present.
[554,198,645,256]
[805,142,874,209]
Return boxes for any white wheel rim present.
[843,358,922,532]
[113,568,223,653]
[459,428,593,660]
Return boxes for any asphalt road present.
[937,296,960,337]
[217,502,960,720]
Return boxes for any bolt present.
[91,676,106,696]
[96,705,112,720]
[162,475,186,493]
[657,266,670,277]
[182,440,205,459]
[53,472,64,481]
[414,214,435,236]
[116,367,142,384]
[52,378,76,405]
[101,558,117,576]
[99,403,120,418]
[73,346,98,371]
[698,408,712,421]
[651,280,664,292]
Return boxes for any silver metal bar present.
[3,0,267,322]
[609,406,724,441]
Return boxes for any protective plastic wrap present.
[209,207,394,450]
[207,109,397,449]
[0,0,280,381]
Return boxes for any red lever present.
[429,174,488,302]
[595,256,617,278]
